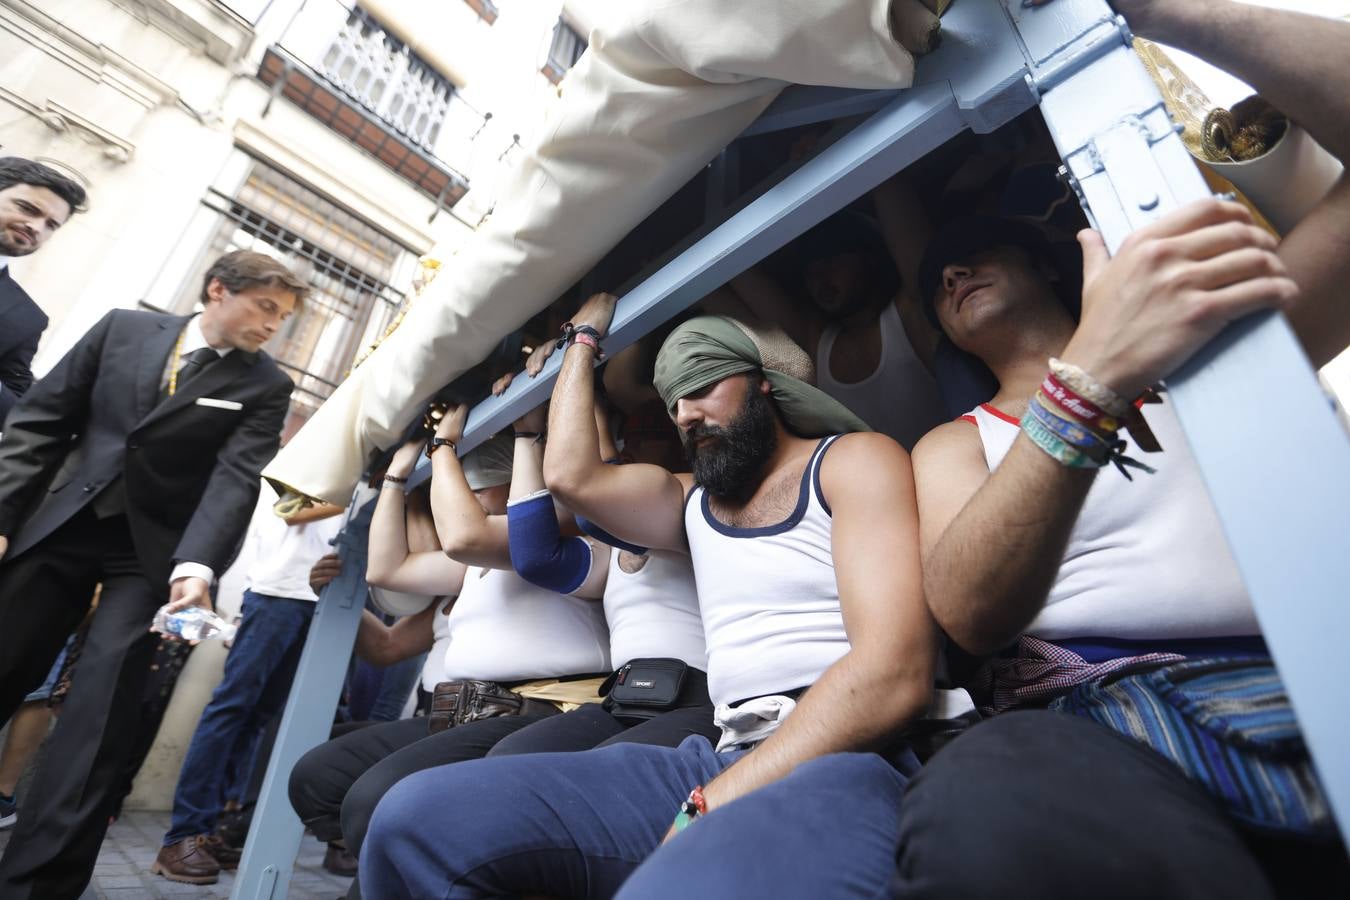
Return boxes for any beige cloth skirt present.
[265,0,939,504]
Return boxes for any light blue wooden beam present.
[1017,0,1350,840]
[414,0,1039,486]
[417,81,965,484]
[230,496,373,900]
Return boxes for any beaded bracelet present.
[672,785,708,834]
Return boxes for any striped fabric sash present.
[1051,658,1333,838]
[966,635,1184,715]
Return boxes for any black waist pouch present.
[600,659,709,721]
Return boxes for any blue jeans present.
[616,750,916,900]
[367,651,426,722]
[163,591,313,844]
[361,734,747,899]
[21,640,70,704]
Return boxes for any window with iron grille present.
[320,6,454,152]
[542,19,586,85]
[172,160,414,427]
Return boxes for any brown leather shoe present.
[204,833,241,870]
[322,842,358,877]
[150,835,221,884]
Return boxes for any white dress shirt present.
[168,314,236,587]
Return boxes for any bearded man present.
[354,293,945,900]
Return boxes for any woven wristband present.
[1048,358,1131,417]
[1029,394,1114,462]
[1030,395,1158,480]
[1021,412,1097,469]
[571,330,602,356]
[1040,373,1121,433]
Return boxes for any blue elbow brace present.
[575,514,649,556]
[507,491,592,594]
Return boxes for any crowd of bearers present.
[0,0,1347,897]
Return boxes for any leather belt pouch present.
[428,679,557,734]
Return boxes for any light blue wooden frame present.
[233,2,1349,895]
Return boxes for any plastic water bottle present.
[152,606,237,642]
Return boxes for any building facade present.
[0,0,602,808]
[1,0,601,432]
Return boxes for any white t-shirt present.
[684,436,848,706]
[235,492,342,601]
[817,302,945,450]
[602,549,707,670]
[964,400,1257,639]
[441,567,611,682]
[421,595,457,692]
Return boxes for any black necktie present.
[175,347,219,392]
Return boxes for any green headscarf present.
[652,315,870,437]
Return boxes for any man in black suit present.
[0,249,305,898]
[0,157,87,423]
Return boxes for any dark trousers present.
[361,734,754,899]
[615,711,1347,900]
[164,590,313,844]
[891,712,1347,900]
[489,702,720,756]
[0,510,164,900]
[288,714,555,854]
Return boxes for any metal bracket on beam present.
[1060,103,1183,234]
[1021,13,1132,98]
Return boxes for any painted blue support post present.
[230,495,374,900]
[1010,0,1350,840]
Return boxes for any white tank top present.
[817,302,945,450]
[603,549,708,670]
[421,595,457,692]
[965,400,1257,640]
[685,436,848,706]
[441,567,611,682]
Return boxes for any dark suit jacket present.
[0,309,294,586]
[0,268,49,424]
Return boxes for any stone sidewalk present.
[0,809,351,899]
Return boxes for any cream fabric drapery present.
[265,0,942,505]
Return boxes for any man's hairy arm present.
[699,433,937,813]
[543,296,688,554]
[914,421,1093,656]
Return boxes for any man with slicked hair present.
[0,250,304,899]
[0,157,87,423]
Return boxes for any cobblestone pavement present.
[0,810,351,899]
